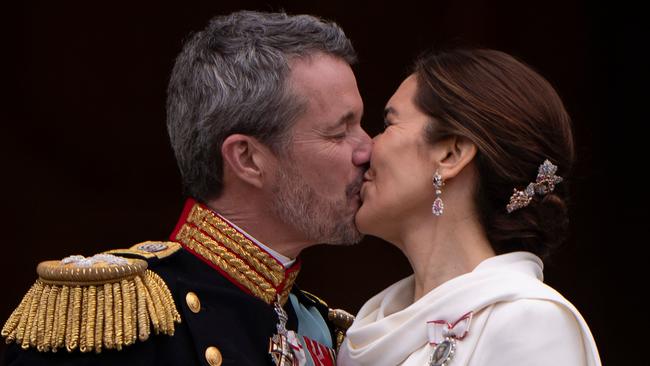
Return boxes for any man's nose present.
[352,129,372,166]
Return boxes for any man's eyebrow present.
[384,107,397,118]
[330,111,356,128]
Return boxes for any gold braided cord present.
[199,220,283,287]
[64,286,74,350]
[54,285,69,349]
[94,288,104,353]
[67,286,82,352]
[138,274,159,334]
[24,281,44,348]
[41,285,58,351]
[149,273,180,324]
[103,282,115,350]
[1,285,33,343]
[178,225,276,296]
[13,284,35,345]
[1,270,180,354]
[193,205,285,275]
[174,202,302,306]
[79,287,88,352]
[129,281,137,343]
[143,273,165,334]
[83,285,96,352]
[188,205,283,286]
[147,273,171,334]
[121,280,135,346]
[134,276,150,341]
[146,271,180,333]
[35,285,51,348]
[278,270,300,306]
[79,287,89,352]
[113,282,124,350]
[179,232,276,304]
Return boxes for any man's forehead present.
[288,53,356,94]
[288,53,362,128]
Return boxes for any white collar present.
[339,252,562,365]
[218,215,296,268]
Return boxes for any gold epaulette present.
[328,308,355,330]
[301,290,355,351]
[328,308,355,351]
[1,250,181,353]
[300,290,329,308]
[300,290,356,330]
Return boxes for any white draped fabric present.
[338,252,600,366]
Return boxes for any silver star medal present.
[428,338,457,366]
[268,297,296,366]
[427,312,473,366]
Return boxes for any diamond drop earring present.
[432,170,445,216]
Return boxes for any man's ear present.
[221,134,275,189]
[435,135,477,179]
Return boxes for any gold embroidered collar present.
[171,199,300,306]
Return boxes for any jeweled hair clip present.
[506,159,563,213]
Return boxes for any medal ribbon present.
[426,311,473,346]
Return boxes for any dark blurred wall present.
[2,1,645,363]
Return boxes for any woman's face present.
[357,75,437,239]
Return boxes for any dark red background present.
[2,1,645,364]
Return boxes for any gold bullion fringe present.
[1,270,180,353]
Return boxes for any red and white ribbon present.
[426,312,473,346]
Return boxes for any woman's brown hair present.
[413,48,575,258]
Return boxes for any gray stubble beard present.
[270,162,363,246]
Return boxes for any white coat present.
[338,252,601,366]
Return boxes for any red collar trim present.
[170,198,300,305]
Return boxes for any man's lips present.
[359,171,373,201]
[347,173,365,199]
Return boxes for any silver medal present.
[428,337,456,366]
[268,297,295,366]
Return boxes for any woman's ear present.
[221,134,275,189]
[435,135,477,179]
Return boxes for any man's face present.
[269,52,371,245]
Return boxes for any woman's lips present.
[360,180,369,200]
[360,171,373,201]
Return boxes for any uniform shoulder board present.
[299,290,329,308]
[327,308,355,331]
[103,241,182,261]
[1,249,181,353]
[300,290,355,351]
[328,308,356,352]
[299,290,355,329]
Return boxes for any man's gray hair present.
[166,11,357,202]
